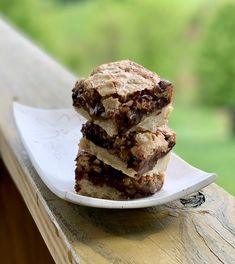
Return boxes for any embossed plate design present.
[13,103,216,209]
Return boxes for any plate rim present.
[13,102,217,209]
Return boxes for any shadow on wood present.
[0,158,55,264]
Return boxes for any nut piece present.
[102,97,121,114]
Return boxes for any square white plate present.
[13,103,216,209]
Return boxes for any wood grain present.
[0,18,234,264]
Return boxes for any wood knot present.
[180,192,205,208]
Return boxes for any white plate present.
[13,103,216,209]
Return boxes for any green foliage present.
[170,105,235,196]
[197,3,235,107]
[14,0,198,79]
[1,0,234,194]
[0,0,57,50]
[0,0,202,80]
[0,0,39,36]
[55,0,198,78]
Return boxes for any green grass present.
[170,104,235,195]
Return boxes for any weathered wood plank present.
[0,18,234,264]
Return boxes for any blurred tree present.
[197,3,235,134]
[57,0,86,3]
[0,0,201,88]
[0,0,38,36]
[67,0,198,80]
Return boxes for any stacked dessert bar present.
[72,60,176,200]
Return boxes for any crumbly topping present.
[131,132,168,160]
[102,97,121,114]
[72,60,173,133]
[85,60,161,97]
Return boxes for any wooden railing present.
[0,18,234,264]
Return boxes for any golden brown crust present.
[94,104,173,136]
[89,60,161,97]
[72,60,173,134]
[75,151,165,200]
[79,137,171,178]
[81,122,176,174]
